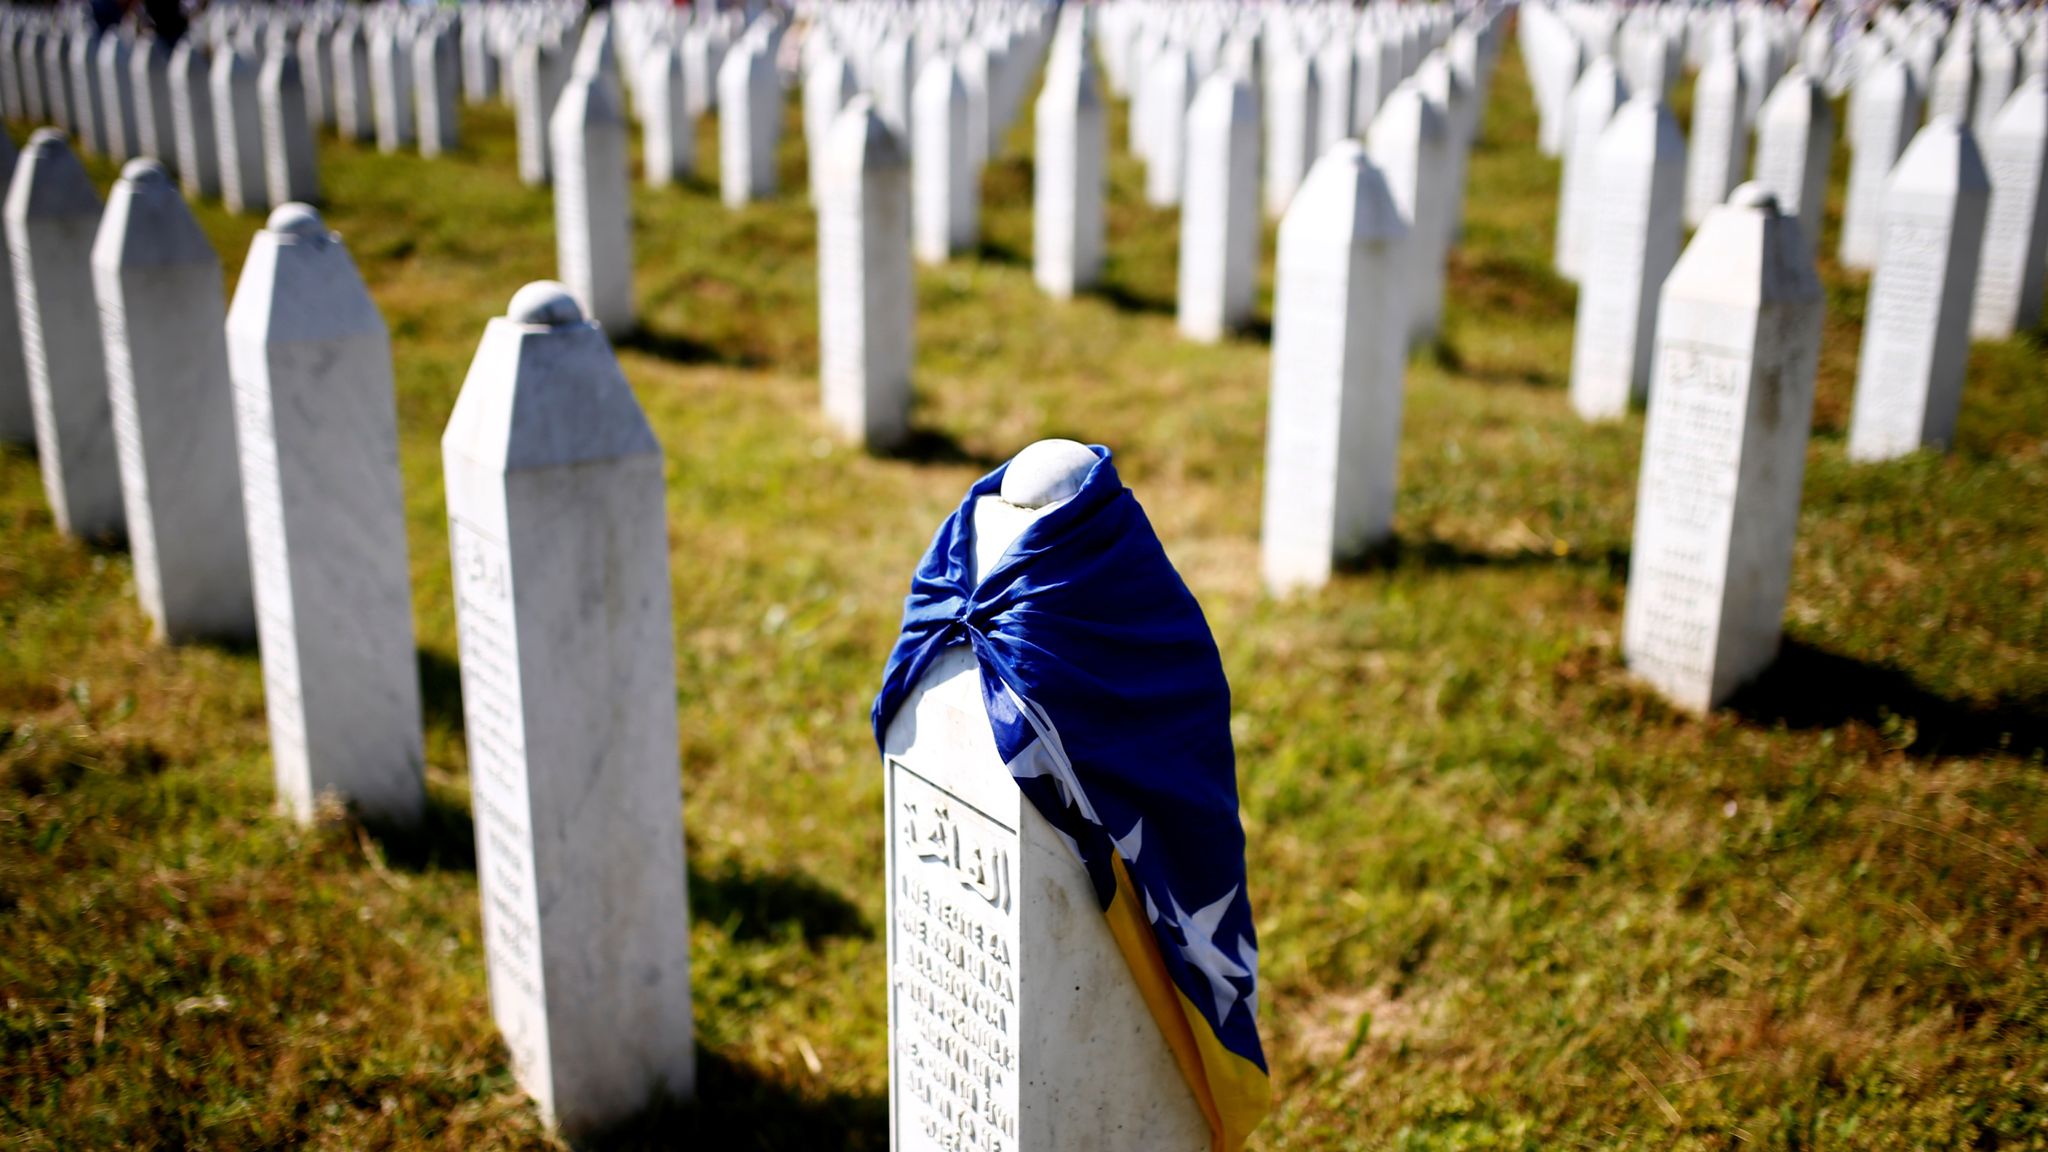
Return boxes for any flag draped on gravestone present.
[873,445,1271,1152]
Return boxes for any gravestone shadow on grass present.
[360,786,478,873]
[416,646,464,738]
[689,857,870,945]
[1093,276,1175,317]
[1727,638,2048,759]
[570,1048,885,1151]
[878,425,1000,470]
[614,325,769,371]
[1335,532,1631,579]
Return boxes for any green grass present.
[5,39,2047,1151]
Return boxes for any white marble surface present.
[882,440,1212,1152]
[1177,71,1258,343]
[299,21,335,130]
[1754,71,1834,258]
[1970,76,2047,339]
[1032,44,1104,299]
[6,130,121,540]
[1569,95,1685,421]
[819,98,912,452]
[513,37,568,187]
[804,49,855,203]
[461,17,498,106]
[717,37,779,207]
[0,130,24,445]
[1684,51,1746,228]
[550,70,635,336]
[1841,56,1920,270]
[1141,45,1193,208]
[96,33,136,163]
[169,38,220,198]
[211,45,267,215]
[227,204,423,826]
[331,21,375,143]
[414,24,461,158]
[913,56,977,264]
[1624,184,1822,713]
[1261,142,1410,595]
[641,40,694,187]
[70,30,106,157]
[131,38,178,169]
[1848,117,1991,461]
[442,281,694,1138]
[1262,49,1317,220]
[92,159,254,644]
[1554,55,1626,282]
[369,22,416,153]
[1369,81,1449,350]
[259,49,321,207]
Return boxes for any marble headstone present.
[96,31,136,162]
[0,131,24,445]
[1753,71,1834,258]
[1263,49,1318,220]
[1369,82,1450,349]
[415,24,461,158]
[443,281,694,1138]
[1684,50,1747,228]
[259,50,320,208]
[913,56,977,264]
[1260,142,1411,594]
[1555,55,1627,282]
[227,204,424,826]
[370,22,417,153]
[91,159,255,643]
[1841,55,1921,270]
[212,45,268,216]
[641,40,694,187]
[1624,184,1822,713]
[818,97,913,452]
[805,50,856,203]
[550,71,636,337]
[1176,71,1259,343]
[1569,95,1686,421]
[332,22,375,143]
[131,37,178,169]
[5,130,121,539]
[717,37,779,207]
[1969,76,2048,339]
[514,38,568,187]
[1141,45,1194,209]
[1032,43,1105,300]
[169,38,220,198]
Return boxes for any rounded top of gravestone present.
[25,127,65,153]
[507,280,586,327]
[1001,439,1097,508]
[120,158,172,187]
[1728,182,1779,214]
[266,202,328,237]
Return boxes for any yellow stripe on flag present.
[1105,852,1272,1152]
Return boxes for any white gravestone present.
[1624,184,1823,714]
[461,17,497,105]
[1554,55,1626,283]
[1569,96,1685,421]
[1970,76,2048,339]
[1684,50,1747,228]
[1317,39,1355,156]
[819,97,913,453]
[680,25,718,120]
[212,45,267,216]
[1263,49,1319,220]
[1753,71,1834,260]
[913,56,977,265]
[514,38,568,187]
[642,40,694,188]
[1848,117,1991,461]
[17,30,45,125]
[443,281,695,1138]
[717,38,779,207]
[71,30,106,157]
[91,159,255,644]
[260,50,321,208]
[1738,22,1785,127]
[332,22,375,143]
[1973,32,2019,141]
[881,438,1214,1152]
[551,71,635,338]
[872,33,915,142]
[227,204,424,826]
[805,50,855,203]
[415,25,461,158]
[1841,56,1921,270]
[41,31,68,135]
[370,23,417,154]
[298,21,335,130]
[169,38,220,199]
[132,37,178,168]
[0,131,25,445]
[1032,45,1105,300]
[1369,82,1449,350]
[1416,51,1474,243]
[96,32,136,162]
[957,40,993,170]
[1177,71,1259,344]
[1141,45,1194,209]
[6,130,121,539]
[1260,142,1411,594]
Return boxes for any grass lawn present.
[4,35,2047,1151]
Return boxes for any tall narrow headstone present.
[0,132,24,445]
[299,20,335,129]
[818,98,912,452]
[442,280,695,1138]
[1972,32,2019,141]
[370,22,416,153]
[1569,96,1686,421]
[717,37,779,207]
[92,160,254,643]
[804,50,855,203]
[96,31,137,162]
[260,50,320,208]
[70,28,106,157]
[1141,45,1194,208]
[460,16,498,104]
[956,39,993,169]
[169,38,220,199]
[1928,31,1976,125]
[1260,142,1410,594]
[227,203,424,826]
[7,131,119,538]
[878,439,1224,1152]
[1177,71,1260,343]
[1263,49,1319,220]
[642,40,693,187]
[1848,117,1991,461]
[415,24,461,158]
[1033,43,1105,299]
[332,21,375,143]
[1369,82,1449,349]
[913,56,976,264]
[514,38,568,186]
[41,29,69,135]
[212,45,267,216]
[132,37,178,168]
[550,71,635,337]
[1316,39,1355,155]
[1753,71,1834,258]
[1684,50,1747,227]
[1970,76,2048,338]
[1555,55,1626,282]
[1624,184,1822,713]
[1841,56,1920,269]
[871,32,914,141]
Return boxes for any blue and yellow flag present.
[872,446,1270,1152]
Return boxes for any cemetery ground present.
[4,47,2047,1152]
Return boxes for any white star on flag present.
[1167,885,1251,1025]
